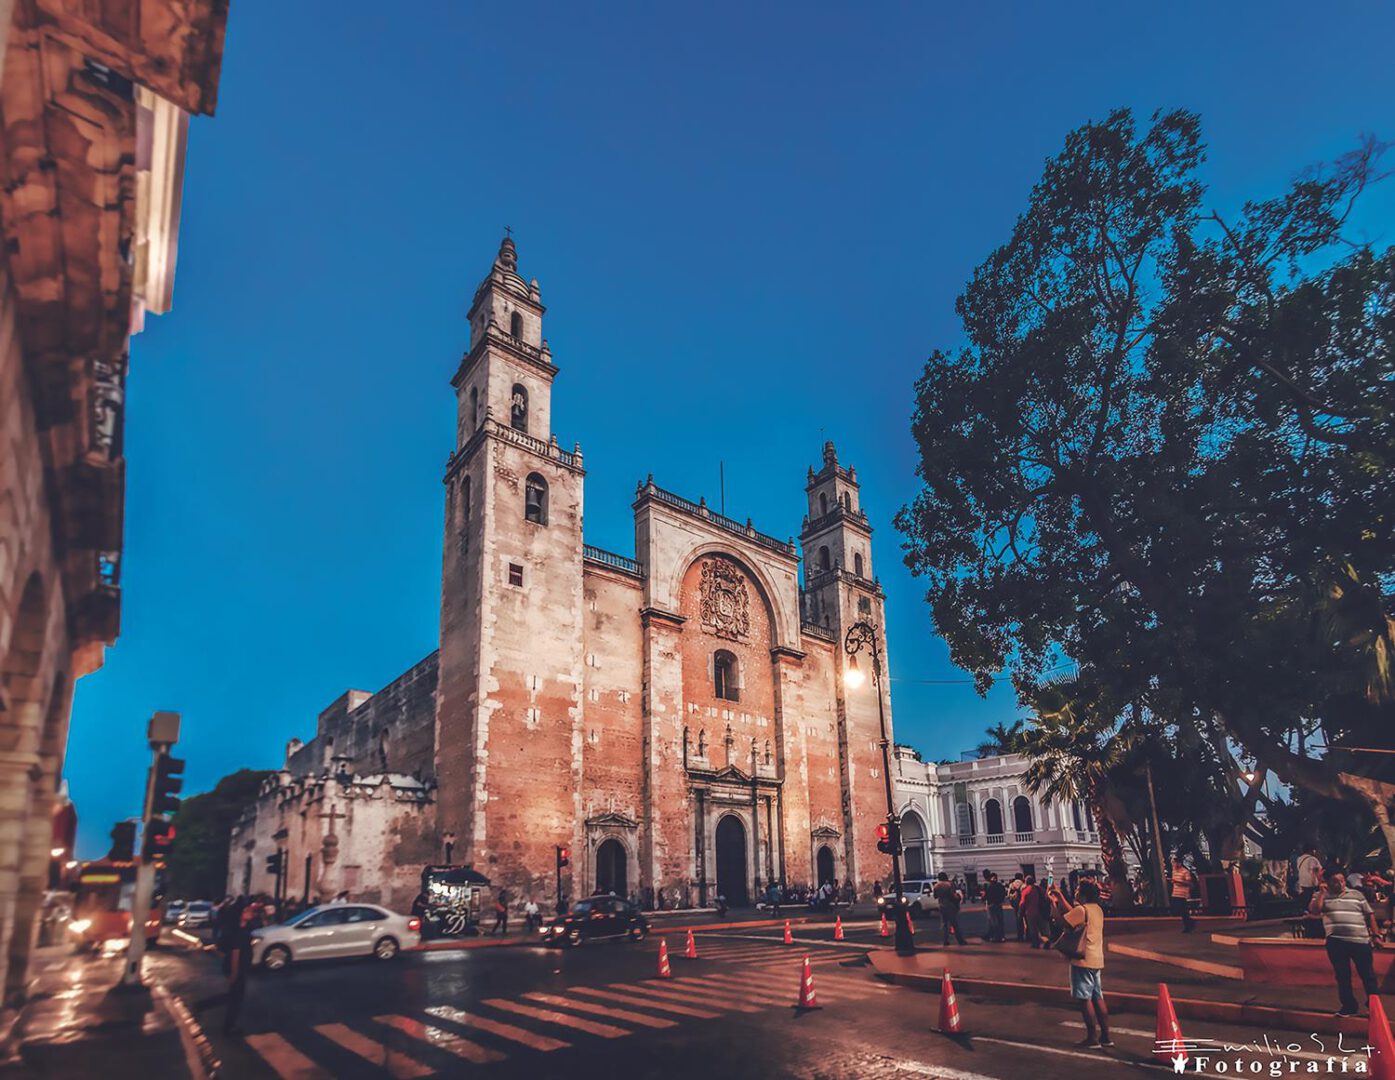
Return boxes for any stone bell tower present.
[799,441,891,887]
[435,235,587,899]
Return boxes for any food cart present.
[417,864,491,938]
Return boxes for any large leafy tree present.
[897,108,1395,861]
[164,768,271,899]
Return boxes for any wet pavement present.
[0,945,189,1079]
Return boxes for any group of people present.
[760,879,857,915]
[1296,846,1391,1018]
[925,869,1115,1046]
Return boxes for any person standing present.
[1049,879,1113,1048]
[934,872,967,945]
[1170,857,1196,933]
[1021,874,1048,947]
[490,890,509,936]
[1008,873,1025,941]
[523,896,540,932]
[223,901,259,1037]
[1297,846,1323,909]
[984,871,1007,942]
[1310,870,1383,1017]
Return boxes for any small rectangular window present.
[508,563,524,587]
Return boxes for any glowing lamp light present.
[50,847,64,858]
[845,661,866,689]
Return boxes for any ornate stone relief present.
[699,558,750,641]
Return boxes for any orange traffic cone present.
[657,938,671,979]
[937,969,961,1033]
[783,919,793,945]
[1154,982,1186,1065]
[795,955,821,1009]
[685,928,697,959]
[833,915,845,941]
[879,912,890,937]
[1369,995,1395,1080]
[904,911,915,939]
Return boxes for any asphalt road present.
[146,919,1364,1080]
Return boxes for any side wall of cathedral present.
[286,652,438,780]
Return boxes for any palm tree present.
[1015,675,1137,908]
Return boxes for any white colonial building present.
[892,745,1104,889]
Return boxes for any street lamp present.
[844,619,915,955]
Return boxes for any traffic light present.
[109,820,136,862]
[265,850,283,877]
[150,754,184,817]
[143,819,175,861]
[557,845,570,869]
[876,819,902,856]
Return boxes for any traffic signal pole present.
[121,712,181,988]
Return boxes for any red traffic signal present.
[876,819,901,856]
[557,846,571,868]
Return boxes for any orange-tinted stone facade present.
[431,238,899,910]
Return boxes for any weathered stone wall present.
[228,771,437,913]
[288,653,438,781]
[0,267,74,1000]
[464,435,585,902]
[577,566,644,897]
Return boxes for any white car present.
[253,903,421,971]
[179,900,215,929]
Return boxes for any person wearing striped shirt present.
[1309,870,1384,1017]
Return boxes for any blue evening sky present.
[66,2,1395,855]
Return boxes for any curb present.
[867,954,1385,1039]
[152,979,220,1080]
[1106,941,1245,980]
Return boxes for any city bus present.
[68,860,163,951]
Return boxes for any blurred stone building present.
[0,0,224,1001]
[232,237,900,912]
[893,746,1106,886]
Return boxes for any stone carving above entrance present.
[699,558,750,641]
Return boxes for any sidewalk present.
[0,946,197,1079]
[867,930,1392,1039]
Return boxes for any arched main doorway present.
[816,846,836,887]
[901,811,928,877]
[714,815,748,906]
[595,838,627,897]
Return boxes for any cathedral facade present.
[231,237,898,911]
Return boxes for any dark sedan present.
[540,896,648,947]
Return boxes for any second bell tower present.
[435,235,587,900]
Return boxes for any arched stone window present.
[462,476,471,521]
[469,387,479,429]
[525,473,548,524]
[853,552,864,578]
[1071,800,1085,831]
[511,383,528,432]
[984,798,1004,836]
[510,311,523,338]
[1013,795,1034,834]
[819,492,828,515]
[817,546,830,571]
[713,649,739,702]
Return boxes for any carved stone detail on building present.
[699,558,750,641]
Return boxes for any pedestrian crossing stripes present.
[242,962,879,1078]
[677,940,871,968]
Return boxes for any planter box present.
[1238,937,1395,988]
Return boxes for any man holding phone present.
[1310,870,1383,1017]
